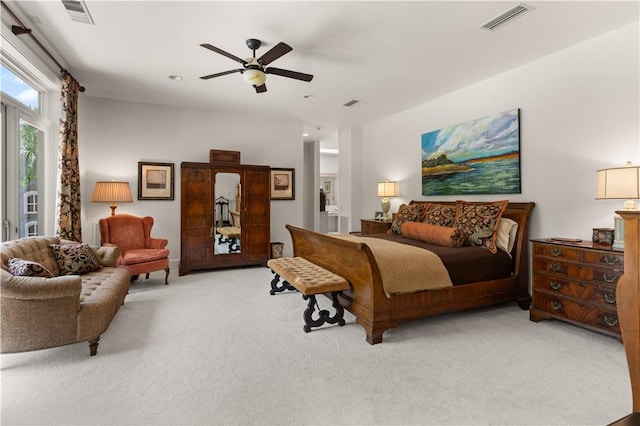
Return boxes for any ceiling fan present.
[199,38,313,93]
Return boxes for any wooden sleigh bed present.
[286,201,535,344]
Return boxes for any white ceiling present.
[4,1,639,143]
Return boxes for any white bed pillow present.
[496,218,519,255]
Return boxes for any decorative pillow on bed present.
[7,257,55,278]
[401,222,467,247]
[390,203,426,234]
[453,200,509,254]
[423,204,457,227]
[49,243,102,275]
[496,217,519,254]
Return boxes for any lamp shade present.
[596,163,640,203]
[91,181,132,215]
[377,181,398,198]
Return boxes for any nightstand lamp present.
[91,181,133,216]
[377,179,398,220]
[596,161,640,249]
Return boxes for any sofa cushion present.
[7,257,55,278]
[0,236,62,276]
[49,243,103,275]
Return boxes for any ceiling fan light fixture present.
[242,68,266,86]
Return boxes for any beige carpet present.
[1,266,631,425]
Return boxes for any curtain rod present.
[1,0,85,92]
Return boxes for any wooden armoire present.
[179,150,271,275]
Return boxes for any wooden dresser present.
[530,238,624,339]
[360,219,392,235]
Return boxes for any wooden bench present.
[267,257,349,332]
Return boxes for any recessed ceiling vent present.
[343,99,359,107]
[61,0,95,25]
[480,3,534,31]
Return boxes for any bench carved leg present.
[269,272,296,295]
[302,292,346,333]
[88,336,100,356]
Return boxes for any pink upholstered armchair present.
[98,214,170,284]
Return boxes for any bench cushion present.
[267,257,348,295]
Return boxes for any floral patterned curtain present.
[55,71,82,241]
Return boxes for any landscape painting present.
[421,108,521,195]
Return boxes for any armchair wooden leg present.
[145,273,150,280]
[88,336,100,356]
[164,268,170,285]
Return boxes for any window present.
[1,61,50,240]
[1,64,40,112]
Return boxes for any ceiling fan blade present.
[255,84,267,93]
[257,42,292,65]
[200,69,243,80]
[200,43,247,65]
[265,67,314,82]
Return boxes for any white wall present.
[361,22,639,241]
[79,97,304,266]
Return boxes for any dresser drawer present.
[533,258,581,279]
[533,243,581,261]
[582,250,624,267]
[582,266,623,287]
[533,293,620,335]
[533,275,618,306]
[533,258,622,287]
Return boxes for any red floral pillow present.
[390,204,426,235]
[453,200,509,254]
[424,204,457,227]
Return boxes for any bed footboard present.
[286,225,395,343]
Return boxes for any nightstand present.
[360,219,392,235]
[530,238,624,339]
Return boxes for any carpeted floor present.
[1,266,631,425]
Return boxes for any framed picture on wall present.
[138,162,174,200]
[270,168,295,200]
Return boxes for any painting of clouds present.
[421,109,521,195]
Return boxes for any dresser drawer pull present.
[549,264,562,273]
[550,300,562,311]
[550,248,563,257]
[604,293,616,304]
[603,316,618,327]
[603,256,619,265]
[549,281,563,290]
[603,273,617,283]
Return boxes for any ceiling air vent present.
[480,3,534,31]
[61,0,95,25]
[343,99,359,107]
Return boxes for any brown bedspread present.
[366,233,513,286]
[333,234,453,297]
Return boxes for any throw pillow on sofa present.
[7,257,55,278]
[49,243,103,275]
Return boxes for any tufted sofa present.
[1,236,130,356]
